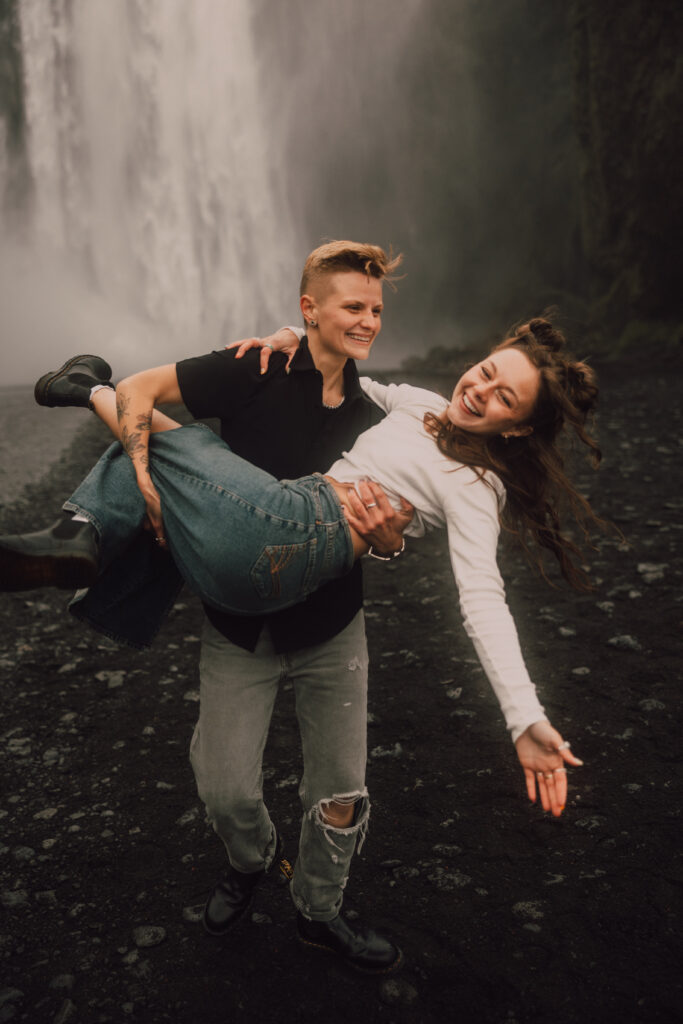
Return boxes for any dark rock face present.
[253,0,585,344]
[571,0,683,347]
[0,0,31,219]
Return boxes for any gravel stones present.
[379,978,418,1006]
[132,925,167,948]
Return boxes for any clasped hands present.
[340,479,414,557]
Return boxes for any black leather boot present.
[0,518,99,591]
[203,834,285,936]
[296,911,403,974]
[34,354,113,408]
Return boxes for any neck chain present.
[322,394,345,410]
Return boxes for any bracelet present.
[367,537,405,561]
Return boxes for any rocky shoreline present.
[0,365,681,1023]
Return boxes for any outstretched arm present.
[443,480,585,816]
[115,364,183,544]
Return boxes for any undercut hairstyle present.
[300,240,403,295]
[425,316,609,590]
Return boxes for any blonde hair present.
[300,240,403,295]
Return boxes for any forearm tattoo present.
[116,393,129,420]
[119,402,153,474]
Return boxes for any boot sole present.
[202,898,253,936]
[34,354,113,407]
[297,934,404,975]
[0,544,98,591]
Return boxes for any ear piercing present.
[309,320,317,328]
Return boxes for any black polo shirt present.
[175,338,385,653]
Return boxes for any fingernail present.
[260,368,266,375]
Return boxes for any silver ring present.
[553,768,567,774]
[263,343,274,351]
[155,537,164,545]
[557,741,571,751]
[365,502,377,509]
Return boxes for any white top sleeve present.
[359,376,396,412]
[285,325,306,342]
[442,479,546,743]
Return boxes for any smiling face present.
[301,270,383,363]
[445,346,541,436]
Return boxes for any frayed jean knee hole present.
[310,791,370,853]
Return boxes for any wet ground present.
[0,389,84,507]
[0,363,681,1023]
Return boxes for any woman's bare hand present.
[514,719,584,817]
[343,480,414,555]
[226,327,302,374]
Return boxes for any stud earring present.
[309,320,317,328]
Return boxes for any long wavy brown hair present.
[424,317,605,589]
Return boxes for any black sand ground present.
[0,364,681,1024]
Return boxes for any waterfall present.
[14,0,296,368]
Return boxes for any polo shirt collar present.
[289,335,364,403]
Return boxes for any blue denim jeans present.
[65,424,354,645]
[191,612,370,921]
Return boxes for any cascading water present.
[10,0,297,374]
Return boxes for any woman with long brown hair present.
[0,316,597,819]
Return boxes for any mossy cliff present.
[571,0,682,352]
[0,0,30,220]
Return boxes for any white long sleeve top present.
[327,379,547,742]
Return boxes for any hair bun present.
[527,318,563,352]
[567,360,598,416]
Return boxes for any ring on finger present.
[543,773,554,781]
[553,767,567,774]
[365,502,377,509]
[557,741,571,751]
[263,343,274,351]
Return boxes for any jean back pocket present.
[250,539,318,603]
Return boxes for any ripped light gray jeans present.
[190,611,370,921]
